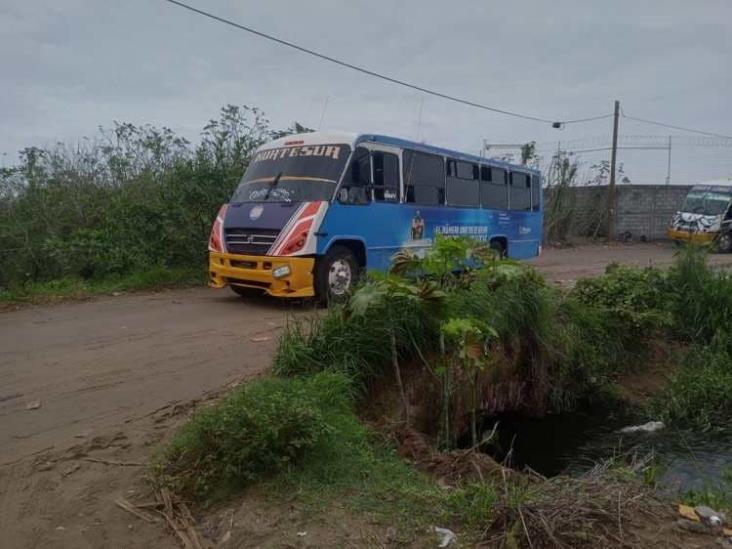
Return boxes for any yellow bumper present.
[666,228,718,244]
[209,252,315,298]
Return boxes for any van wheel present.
[717,232,732,253]
[317,246,358,304]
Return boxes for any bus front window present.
[231,144,351,203]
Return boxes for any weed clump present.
[159,372,353,500]
[274,295,439,391]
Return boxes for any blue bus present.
[209,131,543,301]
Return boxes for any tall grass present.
[651,339,732,429]
[275,258,649,419]
[0,106,303,290]
[572,246,732,429]
[274,296,440,392]
[667,246,732,347]
[0,266,205,302]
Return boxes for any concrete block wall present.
[545,184,693,241]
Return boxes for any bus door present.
[324,144,403,271]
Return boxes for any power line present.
[161,0,611,126]
[621,109,732,140]
[562,113,614,124]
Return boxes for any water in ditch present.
[481,405,732,493]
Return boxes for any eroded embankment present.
[151,241,732,547]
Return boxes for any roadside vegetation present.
[155,240,732,547]
[0,105,310,301]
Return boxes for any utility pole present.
[607,100,620,240]
[665,136,672,185]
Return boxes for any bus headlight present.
[273,265,291,279]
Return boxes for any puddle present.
[480,405,732,493]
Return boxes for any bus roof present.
[259,131,539,174]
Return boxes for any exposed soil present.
[2,243,731,548]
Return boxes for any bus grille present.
[225,228,279,255]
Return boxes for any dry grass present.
[393,427,511,485]
[485,459,698,549]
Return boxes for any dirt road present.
[0,290,307,466]
[530,240,732,283]
[1,242,731,548]
[2,242,731,467]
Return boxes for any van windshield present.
[231,144,351,203]
[682,190,732,215]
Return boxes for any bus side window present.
[481,167,508,209]
[531,174,541,211]
[373,151,400,203]
[344,146,372,204]
[510,172,531,211]
[446,159,479,207]
[403,150,444,205]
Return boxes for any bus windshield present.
[231,144,351,203]
[682,190,732,215]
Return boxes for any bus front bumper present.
[666,228,717,244]
[209,252,316,298]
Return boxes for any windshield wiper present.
[262,172,283,202]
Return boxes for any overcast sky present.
[2,0,731,183]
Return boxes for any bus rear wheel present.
[317,245,358,304]
[490,239,507,259]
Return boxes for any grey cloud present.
[1,0,730,183]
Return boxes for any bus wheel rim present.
[328,259,352,296]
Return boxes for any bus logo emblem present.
[249,205,264,220]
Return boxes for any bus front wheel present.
[317,245,358,304]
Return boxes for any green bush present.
[0,106,301,289]
[570,263,671,333]
[160,372,354,500]
[274,294,440,391]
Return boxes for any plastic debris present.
[296,531,307,537]
[434,526,456,547]
[694,505,726,527]
[26,400,41,410]
[618,421,664,434]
